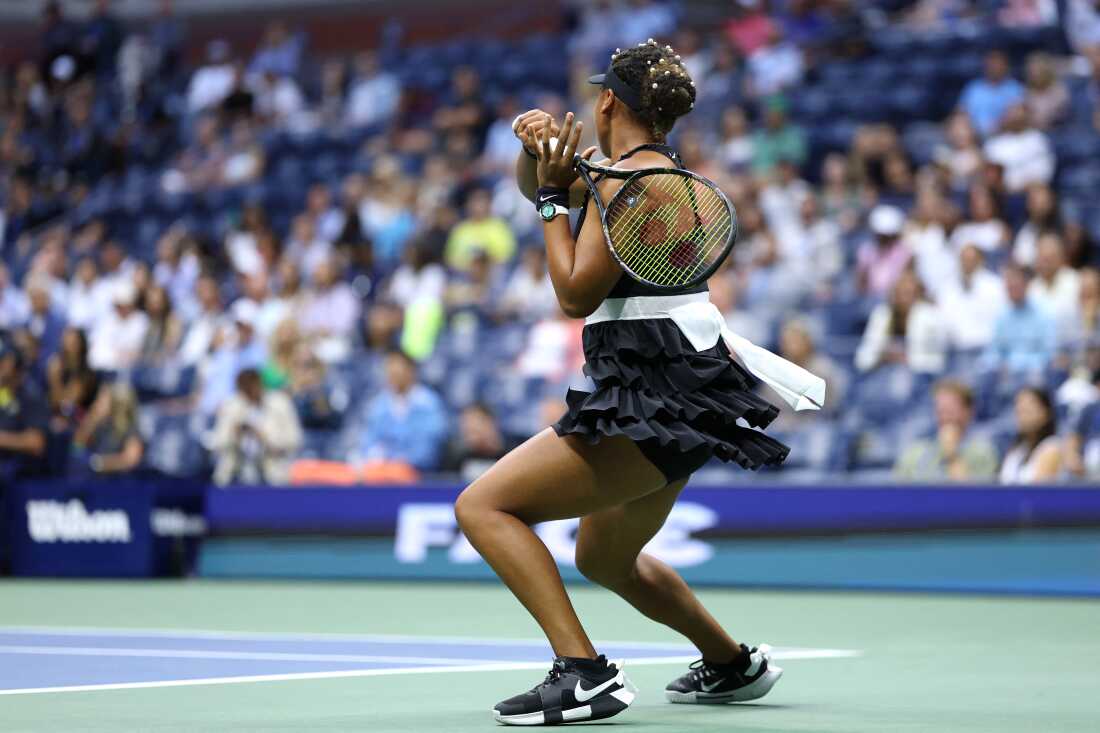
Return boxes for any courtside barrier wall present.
[6,481,1099,594]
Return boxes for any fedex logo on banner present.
[26,499,132,544]
[395,502,716,568]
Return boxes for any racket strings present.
[606,173,732,286]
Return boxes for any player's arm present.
[535,113,622,318]
[514,109,608,207]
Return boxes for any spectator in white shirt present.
[283,214,332,281]
[179,275,226,367]
[939,245,1007,351]
[950,184,1011,254]
[66,257,110,330]
[983,103,1054,193]
[388,242,447,310]
[345,51,401,129]
[905,187,958,300]
[747,27,803,97]
[856,269,947,374]
[186,40,235,113]
[89,282,149,372]
[1028,233,1081,322]
[0,265,28,330]
[250,69,305,128]
[497,247,559,323]
[1012,184,1061,267]
[298,256,360,363]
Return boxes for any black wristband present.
[535,186,569,211]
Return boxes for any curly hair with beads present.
[608,39,696,140]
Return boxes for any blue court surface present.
[0,627,856,696]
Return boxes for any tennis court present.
[2,580,1096,732]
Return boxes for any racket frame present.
[574,156,738,290]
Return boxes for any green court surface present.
[1,579,1097,732]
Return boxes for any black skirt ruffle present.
[553,319,790,477]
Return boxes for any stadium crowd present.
[1,0,1099,486]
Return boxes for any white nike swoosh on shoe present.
[699,678,727,693]
[574,675,621,702]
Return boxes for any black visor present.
[588,66,642,112]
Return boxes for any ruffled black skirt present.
[553,319,790,482]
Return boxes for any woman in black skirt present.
[455,41,797,726]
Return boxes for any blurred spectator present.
[939,245,1006,351]
[725,1,777,57]
[999,387,1062,483]
[446,249,499,315]
[746,28,804,97]
[751,96,806,176]
[24,277,64,368]
[250,69,305,128]
[290,348,345,429]
[346,51,401,129]
[856,269,946,374]
[772,320,847,425]
[517,310,584,383]
[895,380,999,482]
[983,103,1054,192]
[445,403,512,482]
[180,275,225,366]
[445,188,517,270]
[186,40,234,113]
[433,66,490,142]
[1023,53,1069,129]
[261,318,298,390]
[935,112,984,193]
[83,0,124,79]
[140,285,184,364]
[356,349,447,471]
[0,265,29,330]
[298,256,360,363]
[498,248,559,323]
[1012,184,1061,266]
[1060,268,1100,350]
[1066,369,1100,480]
[981,263,1056,376]
[66,257,107,331]
[904,188,957,300]
[620,0,676,45]
[0,338,47,479]
[718,106,753,173]
[1066,0,1100,55]
[211,368,302,485]
[89,282,148,372]
[949,185,1010,254]
[856,205,912,297]
[71,383,144,476]
[46,327,99,429]
[284,214,331,281]
[221,119,265,187]
[1028,233,1081,322]
[249,21,302,79]
[153,231,201,319]
[784,193,843,292]
[388,241,447,310]
[198,299,266,415]
[958,50,1025,138]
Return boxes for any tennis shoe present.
[664,643,782,704]
[493,654,635,726]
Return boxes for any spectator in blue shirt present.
[959,50,1026,137]
[358,349,448,471]
[982,262,1056,376]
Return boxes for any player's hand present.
[536,112,592,188]
[513,109,560,156]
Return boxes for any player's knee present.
[453,487,483,534]
[575,548,631,590]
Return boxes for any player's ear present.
[598,89,615,116]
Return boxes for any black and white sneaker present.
[493,654,635,726]
[665,643,782,704]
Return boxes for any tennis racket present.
[575,156,738,290]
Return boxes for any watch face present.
[540,203,556,220]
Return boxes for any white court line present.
[0,625,700,651]
[0,650,861,697]
[0,645,503,666]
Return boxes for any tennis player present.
[455,40,822,726]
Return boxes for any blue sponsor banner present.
[199,484,1100,594]
[5,478,206,577]
[205,484,1100,535]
